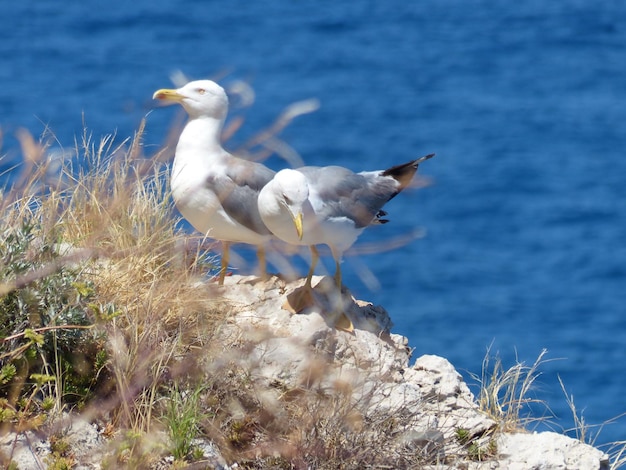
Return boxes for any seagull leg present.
[256,246,268,281]
[333,258,342,291]
[304,245,319,290]
[330,254,354,333]
[218,241,230,285]
[283,245,319,313]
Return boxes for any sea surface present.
[1,0,625,449]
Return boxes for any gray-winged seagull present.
[153,80,276,284]
[258,153,434,329]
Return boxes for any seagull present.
[153,80,276,284]
[257,153,434,325]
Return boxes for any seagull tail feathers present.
[382,153,435,189]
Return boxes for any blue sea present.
[2,1,625,449]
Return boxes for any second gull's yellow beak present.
[292,211,304,240]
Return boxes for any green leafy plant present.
[456,427,497,462]
[102,429,164,469]
[0,220,108,418]
[467,439,497,461]
[455,427,471,445]
[161,381,206,461]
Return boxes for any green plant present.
[49,434,71,455]
[456,427,497,462]
[467,439,497,461]
[101,429,165,469]
[44,456,74,470]
[161,381,206,461]
[455,427,471,445]
[0,219,108,420]
[0,364,16,385]
[44,433,75,470]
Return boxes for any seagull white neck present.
[176,116,225,158]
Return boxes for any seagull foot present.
[283,279,355,333]
[283,285,316,314]
[333,311,354,333]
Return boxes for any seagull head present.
[153,80,228,120]
[273,169,309,241]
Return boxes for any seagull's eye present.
[283,194,292,204]
[197,88,206,95]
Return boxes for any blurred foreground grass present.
[0,123,235,467]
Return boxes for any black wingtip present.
[415,153,435,165]
[382,153,435,188]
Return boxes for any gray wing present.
[207,158,275,235]
[299,166,398,229]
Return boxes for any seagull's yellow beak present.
[153,88,183,102]
[292,211,304,240]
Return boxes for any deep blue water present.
[2,1,626,449]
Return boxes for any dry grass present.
[472,349,626,468]
[558,376,626,469]
[608,442,626,470]
[0,123,228,461]
[471,347,553,433]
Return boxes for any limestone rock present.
[492,431,610,470]
[0,414,104,470]
[219,275,495,461]
[1,431,50,470]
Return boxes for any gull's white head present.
[153,80,228,120]
[273,169,309,240]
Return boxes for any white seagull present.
[153,80,276,284]
[258,154,434,321]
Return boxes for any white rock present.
[0,414,104,470]
[0,431,49,470]
[220,275,496,461]
[493,431,610,470]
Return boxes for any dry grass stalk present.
[471,348,552,433]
